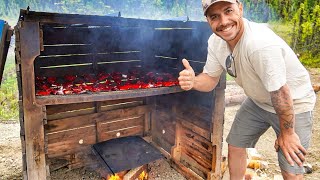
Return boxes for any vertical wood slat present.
[208,87,226,180]
[20,21,47,180]
[143,97,152,136]
[171,118,182,163]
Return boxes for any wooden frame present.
[15,10,226,180]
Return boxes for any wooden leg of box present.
[23,105,47,180]
[208,88,225,180]
[20,21,46,180]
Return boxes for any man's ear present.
[238,2,244,17]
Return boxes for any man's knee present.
[228,144,246,154]
[228,144,247,162]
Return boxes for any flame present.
[108,174,121,180]
[138,171,148,180]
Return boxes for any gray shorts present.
[226,98,313,174]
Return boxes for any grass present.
[268,21,293,45]
[0,48,19,122]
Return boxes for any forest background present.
[0,0,319,121]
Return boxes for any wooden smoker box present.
[13,9,226,180]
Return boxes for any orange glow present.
[138,171,148,180]
[108,174,121,180]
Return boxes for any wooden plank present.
[178,118,211,140]
[171,119,182,162]
[47,107,95,120]
[100,98,144,111]
[20,21,47,180]
[46,102,95,115]
[181,147,212,170]
[180,152,209,179]
[170,159,204,180]
[98,125,144,142]
[180,140,212,163]
[123,164,148,180]
[47,124,96,144]
[48,145,92,159]
[208,88,226,180]
[97,115,144,133]
[47,126,96,157]
[100,97,143,106]
[180,136,212,156]
[23,10,210,29]
[46,105,150,133]
[36,86,183,105]
[180,126,212,152]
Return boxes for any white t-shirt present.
[203,18,316,113]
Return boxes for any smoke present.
[241,0,277,22]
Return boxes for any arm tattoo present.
[270,85,294,131]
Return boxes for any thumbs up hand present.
[178,59,195,91]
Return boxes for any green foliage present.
[0,52,19,121]
[300,52,320,68]
[268,21,293,45]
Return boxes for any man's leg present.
[268,111,313,180]
[226,98,271,179]
[281,171,303,180]
[228,144,247,180]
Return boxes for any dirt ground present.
[0,69,319,180]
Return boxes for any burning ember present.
[35,70,179,96]
[138,171,148,180]
[108,174,121,180]
[106,170,148,180]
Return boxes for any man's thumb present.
[182,59,192,70]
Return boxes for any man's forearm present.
[270,84,295,135]
[193,73,220,92]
